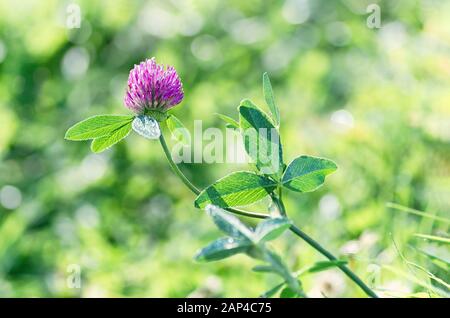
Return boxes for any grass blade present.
[414,234,450,244]
[386,202,450,225]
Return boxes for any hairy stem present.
[158,131,377,298]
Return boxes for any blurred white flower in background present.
[359,231,379,249]
[378,280,412,298]
[330,109,354,132]
[340,230,380,255]
[340,240,360,255]
[84,285,108,298]
[308,270,346,298]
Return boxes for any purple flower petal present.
[124,58,184,114]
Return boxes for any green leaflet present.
[305,260,348,274]
[194,237,252,262]
[252,265,275,273]
[205,205,255,240]
[263,249,302,294]
[262,72,280,127]
[282,155,337,193]
[90,121,132,153]
[194,171,277,209]
[216,113,240,130]
[65,115,134,140]
[239,99,283,177]
[255,217,291,243]
[279,286,301,298]
[259,283,285,298]
[200,204,304,297]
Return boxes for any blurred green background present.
[0,0,449,297]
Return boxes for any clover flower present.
[124,58,184,115]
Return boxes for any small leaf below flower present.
[132,115,161,139]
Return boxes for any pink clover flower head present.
[124,58,184,114]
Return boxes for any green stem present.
[159,132,200,195]
[158,130,377,298]
[159,133,268,219]
[275,190,378,298]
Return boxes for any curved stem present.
[159,132,268,219]
[159,132,201,195]
[225,207,268,219]
[290,224,378,298]
[158,130,377,298]
[275,190,378,298]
